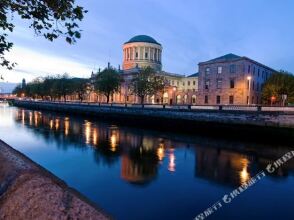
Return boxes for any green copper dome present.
[125,35,161,45]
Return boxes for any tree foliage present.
[262,71,294,105]
[94,68,122,103]
[130,67,165,104]
[0,0,87,69]
[13,74,89,101]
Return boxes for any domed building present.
[90,35,198,105]
[123,35,162,71]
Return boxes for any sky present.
[1,0,294,83]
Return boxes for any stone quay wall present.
[12,100,294,142]
[0,140,111,220]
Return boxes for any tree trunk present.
[106,95,110,103]
[140,95,144,104]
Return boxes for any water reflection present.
[14,109,294,187]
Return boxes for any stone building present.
[92,35,198,105]
[197,54,275,105]
[122,35,162,71]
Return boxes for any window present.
[230,79,235,88]
[257,82,259,91]
[205,67,210,75]
[229,96,234,104]
[183,82,185,86]
[216,96,221,104]
[188,81,190,86]
[193,81,196,85]
[252,81,255,90]
[205,80,210,89]
[265,72,268,80]
[258,69,260,77]
[205,96,208,104]
[136,52,138,59]
[230,65,236,73]
[248,65,251,73]
[253,66,255,75]
[217,66,222,74]
[252,96,254,104]
[177,81,179,86]
[217,79,222,89]
[145,52,148,59]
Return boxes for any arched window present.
[192,95,197,104]
[176,95,181,104]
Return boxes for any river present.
[0,103,293,220]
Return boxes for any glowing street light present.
[247,76,252,105]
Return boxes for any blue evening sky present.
[1,0,294,82]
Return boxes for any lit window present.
[218,66,222,74]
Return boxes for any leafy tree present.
[262,71,294,105]
[53,74,72,101]
[130,67,165,104]
[1,0,87,69]
[94,68,122,103]
[71,78,89,102]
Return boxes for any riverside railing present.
[14,99,294,113]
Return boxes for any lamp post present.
[247,76,252,105]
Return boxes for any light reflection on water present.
[0,104,294,220]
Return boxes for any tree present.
[94,68,122,103]
[262,71,294,105]
[71,78,89,102]
[1,0,87,69]
[130,67,165,104]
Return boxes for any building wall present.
[197,59,273,105]
[123,42,162,71]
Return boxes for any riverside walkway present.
[0,139,110,220]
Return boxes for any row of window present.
[204,78,263,91]
[204,64,270,80]
[169,80,196,87]
[204,95,260,104]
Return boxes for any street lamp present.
[247,76,252,105]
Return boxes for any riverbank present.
[12,100,294,143]
[0,139,110,220]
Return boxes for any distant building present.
[197,54,275,105]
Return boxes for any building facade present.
[197,54,275,105]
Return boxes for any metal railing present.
[13,99,294,113]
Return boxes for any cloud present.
[0,46,98,83]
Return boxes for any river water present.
[0,103,293,220]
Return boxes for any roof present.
[188,72,199,77]
[124,35,161,45]
[204,53,241,63]
[199,53,276,72]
